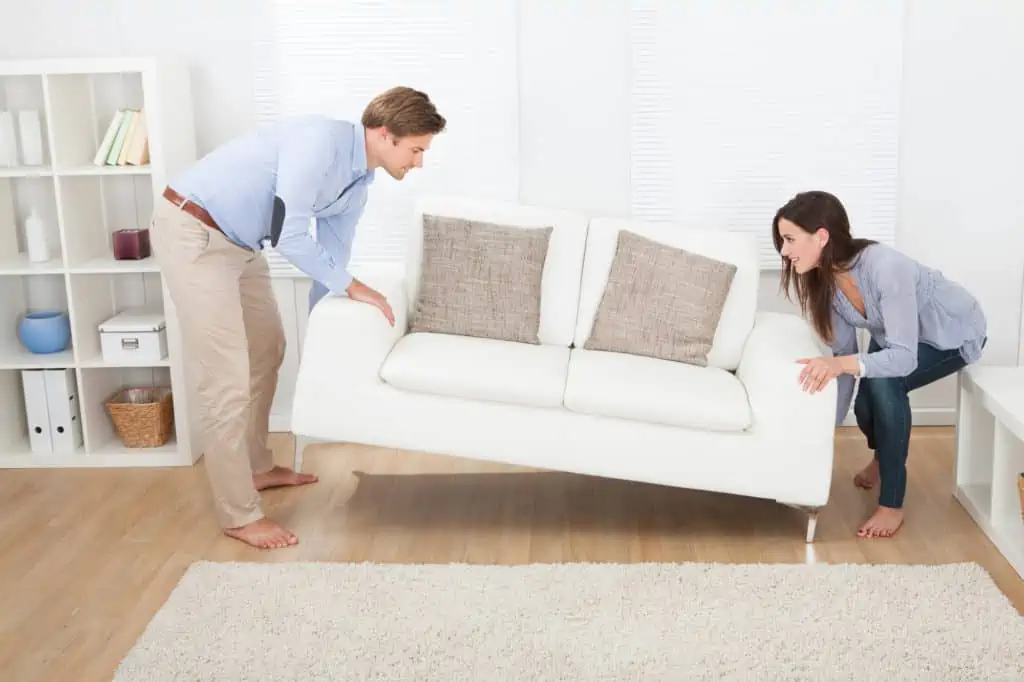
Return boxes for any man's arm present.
[308,211,356,311]
[308,208,395,325]
[272,125,354,295]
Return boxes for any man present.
[149,87,446,550]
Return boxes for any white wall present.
[892,0,1024,417]
[3,0,1022,424]
[0,0,267,155]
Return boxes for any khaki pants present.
[150,196,286,529]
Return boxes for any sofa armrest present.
[296,264,408,387]
[736,312,837,439]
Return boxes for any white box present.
[98,308,168,364]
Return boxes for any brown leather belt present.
[162,186,222,233]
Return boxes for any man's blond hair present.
[362,86,446,138]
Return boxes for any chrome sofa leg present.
[805,509,819,543]
[780,502,822,543]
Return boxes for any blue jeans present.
[853,340,971,509]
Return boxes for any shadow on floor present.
[337,469,811,539]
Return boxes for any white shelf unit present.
[0,58,199,468]
[954,366,1024,580]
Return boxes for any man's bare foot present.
[223,518,298,549]
[253,465,319,491]
[856,506,904,538]
[854,460,879,489]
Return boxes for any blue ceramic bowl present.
[18,310,70,354]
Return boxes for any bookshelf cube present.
[0,274,72,369]
[70,271,164,367]
[0,176,62,271]
[60,174,155,270]
[47,71,145,171]
[0,74,49,169]
[78,365,174,456]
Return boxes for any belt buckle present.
[166,187,187,210]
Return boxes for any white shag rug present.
[113,561,1024,681]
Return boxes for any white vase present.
[24,209,50,263]
[17,110,44,166]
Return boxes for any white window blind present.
[630,1,905,269]
[254,0,521,276]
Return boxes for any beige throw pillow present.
[410,213,553,344]
[584,229,737,366]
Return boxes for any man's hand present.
[345,278,395,326]
[795,356,843,394]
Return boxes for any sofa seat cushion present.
[563,349,752,431]
[379,332,570,409]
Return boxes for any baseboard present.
[270,414,291,433]
[909,407,957,426]
[840,406,955,428]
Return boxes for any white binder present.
[43,369,82,454]
[17,109,43,166]
[0,111,17,167]
[21,370,52,454]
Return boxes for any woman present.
[772,190,987,538]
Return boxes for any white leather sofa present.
[290,196,837,541]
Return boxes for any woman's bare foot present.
[856,506,904,538]
[223,518,298,549]
[853,460,879,489]
[253,465,319,491]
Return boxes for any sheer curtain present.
[630,1,905,269]
[253,0,904,274]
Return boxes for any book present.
[93,108,125,166]
[105,109,134,165]
[124,110,149,166]
[116,111,138,165]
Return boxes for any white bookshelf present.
[0,57,199,468]
[954,366,1024,580]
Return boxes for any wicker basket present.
[1019,473,1024,520]
[105,387,174,448]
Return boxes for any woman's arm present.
[831,307,859,425]
[799,307,860,419]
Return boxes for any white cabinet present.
[268,275,311,433]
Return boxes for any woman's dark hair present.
[771,190,875,344]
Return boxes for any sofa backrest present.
[572,217,760,371]
[408,196,589,347]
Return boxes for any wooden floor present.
[1,426,1021,681]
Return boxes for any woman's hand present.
[795,356,843,394]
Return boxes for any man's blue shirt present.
[168,115,374,309]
